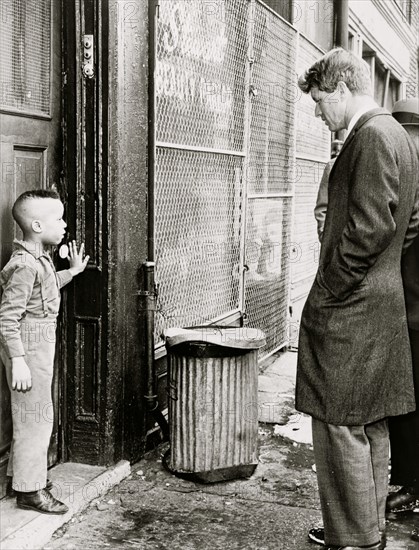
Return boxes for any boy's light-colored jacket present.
[0,239,73,358]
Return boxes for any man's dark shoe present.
[386,486,419,513]
[309,527,386,549]
[16,489,68,515]
[411,527,419,542]
[6,477,53,498]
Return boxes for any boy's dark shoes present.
[6,477,53,498]
[16,488,68,514]
[412,527,419,542]
[309,527,386,549]
[386,486,419,512]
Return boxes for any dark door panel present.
[63,0,105,463]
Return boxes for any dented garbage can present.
[164,326,266,483]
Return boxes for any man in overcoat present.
[296,49,419,550]
[386,98,419,518]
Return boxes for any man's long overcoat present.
[296,108,419,425]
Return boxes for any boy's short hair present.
[298,48,372,96]
[12,189,61,232]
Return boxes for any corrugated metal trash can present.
[163,326,266,483]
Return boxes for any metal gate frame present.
[243,0,297,358]
[153,0,297,360]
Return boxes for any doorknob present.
[82,35,94,79]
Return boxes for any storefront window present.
[292,0,334,52]
[262,0,293,23]
[361,42,401,111]
[393,0,411,20]
[375,61,401,111]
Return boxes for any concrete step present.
[0,460,130,550]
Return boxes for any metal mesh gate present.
[155,149,243,338]
[290,35,331,341]
[244,1,297,356]
[155,0,249,342]
[0,0,51,115]
[155,0,297,357]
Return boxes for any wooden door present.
[62,0,106,464]
[0,0,63,497]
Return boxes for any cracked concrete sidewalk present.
[44,351,419,550]
[2,350,418,549]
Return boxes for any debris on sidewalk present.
[273,413,313,445]
[41,351,419,550]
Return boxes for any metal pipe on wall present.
[335,0,349,142]
[141,261,169,441]
[142,0,169,441]
[335,0,349,50]
[148,0,159,262]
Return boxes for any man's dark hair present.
[12,189,61,231]
[298,47,372,96]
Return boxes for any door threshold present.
[0,460,130,550]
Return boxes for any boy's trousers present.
[312,417,388,547]
[0,315,57,492]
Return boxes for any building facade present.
[289,0,419,336]
[0,0,418,485]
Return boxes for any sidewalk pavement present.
[1,350,418,550]
[0,461,131,549]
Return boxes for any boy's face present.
[33,199,67,246]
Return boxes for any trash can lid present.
[164,327,266,350]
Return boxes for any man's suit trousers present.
[312,417,388,547]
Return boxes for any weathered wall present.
[107,0,149,461]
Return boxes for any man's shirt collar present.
[346,106,376,138]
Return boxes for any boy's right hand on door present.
[11,357,32,392]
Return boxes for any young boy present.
[0,189,89,514]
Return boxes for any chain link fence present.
[290,35,331,339]
[155,0,248,342]
[244,1,297,356]
[155,0,298,358]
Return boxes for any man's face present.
[311,86,346,132]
